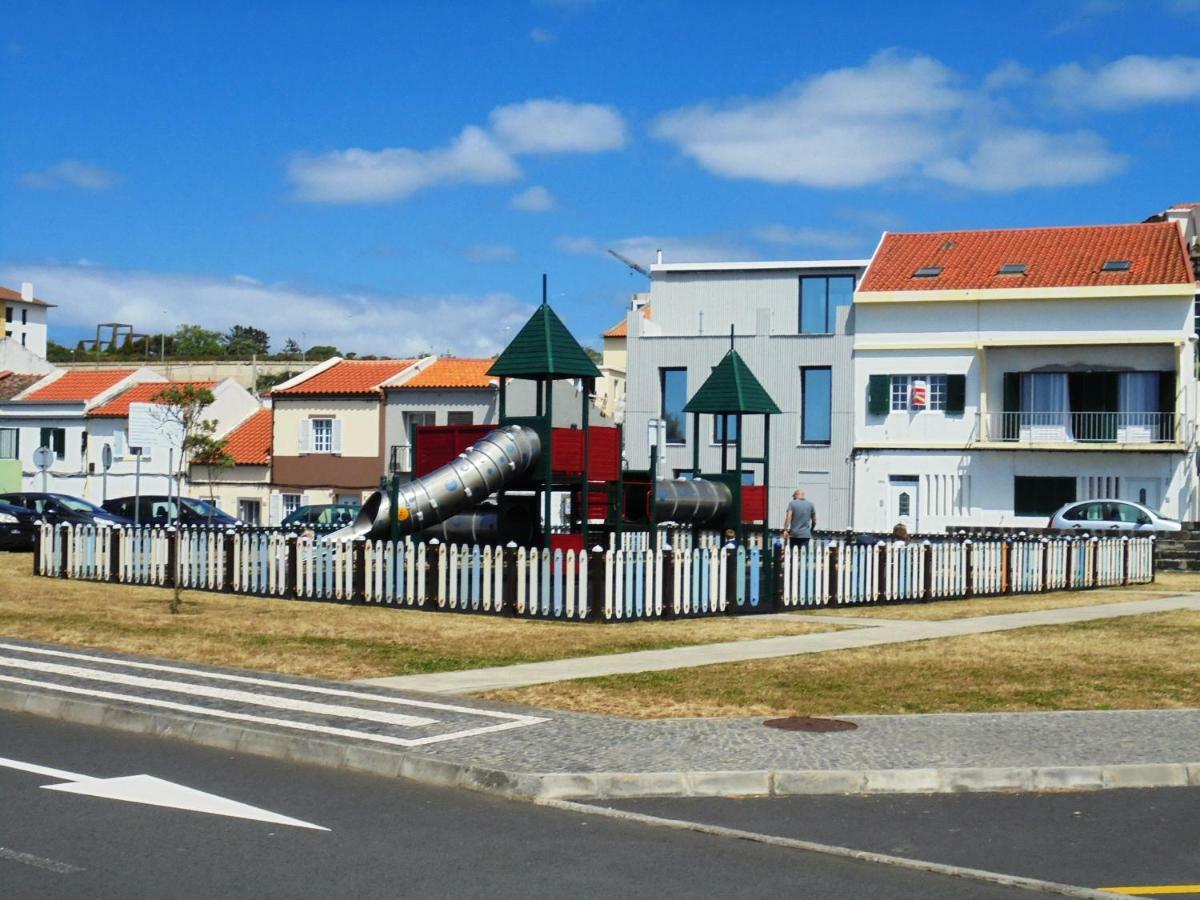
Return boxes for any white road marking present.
[0,845,84,874]
[0,641,543,724]
[0,674,541,747]
[0,754,326,831]
[0,655,437,728]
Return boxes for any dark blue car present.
[0,499,39,551]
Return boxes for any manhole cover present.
[763,716,858,733]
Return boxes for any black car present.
[102,495,240,527]
[0,493,132,528]
[0,499,39,551]
[281,503,361,530]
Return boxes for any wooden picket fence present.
[36,524,1154,622]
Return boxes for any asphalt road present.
[0,710,1034,900]
[603,791,1200,897]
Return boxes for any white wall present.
[3,303,48,358]
[0,339,54,375]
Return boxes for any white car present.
[1048,499,1181,533]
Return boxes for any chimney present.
[20,282,33,303]
[656,249,663,264]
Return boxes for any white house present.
[0,367,164,497]
[85,377,259,505]
[851,221,1198,532]
[188,405,273,524]
[1,283,52,359]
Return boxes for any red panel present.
[741,485,767,523]
[413,425,491,475]
[551,533,585,554]
[586,490,609,521]
[549,426,621,481]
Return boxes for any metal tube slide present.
[653,477,732,524]
[327,425,540,541]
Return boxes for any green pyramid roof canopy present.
[488,303,602,379]
[684,349,781,415]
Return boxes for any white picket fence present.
[37,524,1155,622]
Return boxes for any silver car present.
[1048,499,1181,533]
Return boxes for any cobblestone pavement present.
[360,592,1200,694]
[1,635,1198,800]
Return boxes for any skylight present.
[1101,259,1132,272]
[913,266,943,278]
[998,263,1027,275]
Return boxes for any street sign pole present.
[133,450,142,528]
[33,446,53,494]
[101,444,113,504]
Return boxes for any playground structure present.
[334,278,778,568]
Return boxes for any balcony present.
[980,411,1180,447]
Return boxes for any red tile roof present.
[221,408,272,465]
[397,358,496,389]
[0,285,54,307]
[23,369,137,403]
[89,381,217,418]
[273,359,419,396]
[859,222,1194,293]
[0,371,44,401]
[603,304,651,338]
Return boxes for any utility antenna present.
[606,249,651,278]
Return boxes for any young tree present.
[224,325,270,358]
[305,344,340,361]
[281,338,301,359]
[151,384,234,613]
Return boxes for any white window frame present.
[890,374,948,412]
[310,417,334,454]
[281,493,302,517]
[0,427,17,460]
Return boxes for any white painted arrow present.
[0,755,328,831]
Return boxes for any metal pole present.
[581,377,590,544]
[167,448,175,525]
[544,378,553,551]
[134,452,142,528]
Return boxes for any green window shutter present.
[867,375,890,416]
[945,374,966,414]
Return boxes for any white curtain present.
[1020,373,1070,437]
[1119,372,1159,441]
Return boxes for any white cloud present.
[287,126,520,204]
[982,61,1034,92]
[21,160,121,191]
[1046,55,1200,108]
[554,235,601,255]
[462,243,516,263]
[489,99,627,154]
[754,225,868,253]
[654,51,1128,192]
[511,185,556,212]
[924,129,1127,191]
[654,52,962,188]
[2,263,533,357]
[530,27,555,43]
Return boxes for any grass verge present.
[483,610,1200,718]
[800,585,1163,621]
[0,553,834,681]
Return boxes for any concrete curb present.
[4,683,1200,804]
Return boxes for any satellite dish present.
[33,446,54,471]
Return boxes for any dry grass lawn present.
[485,610,1200,718]
[801,586,1163,621]
[0,553,835,681]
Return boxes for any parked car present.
[282,503,361,530]
[1048,499,1182,533]
[0,492,132,528]
[102,495,240,527]
[0,499,40,550]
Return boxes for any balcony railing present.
[981,411,1179,445]
[388,444,413,473]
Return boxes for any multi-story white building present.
[851,221,1198,532]
[0,283,51,360]
[622,257,869,529]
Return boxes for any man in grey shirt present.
[783,489,816,545]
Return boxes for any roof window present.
[998,263,1027,275]
[1101,259,1132,272]
[913,266,943,278]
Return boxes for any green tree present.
[172,324,224,358]
[305,344,340,361]
[223,324,270,357]
[151,384,234,613]
[280,338,301,359]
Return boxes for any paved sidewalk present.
[1,635,1198,801]
[359,593,1200,694]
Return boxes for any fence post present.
[32,524,41,576]
[222,531,236,592]
[57,524,70,579]
[1065,540,1075,590]
[166,527,178,588]
[351,538,366,603]
[500,545,518,616]
[108,527,121,583]
[662,550,676,619]
[425,540,440,609]
[1040,538,1050,593]
[922,540,933,601]
[587,546,605,622]
[1091,537,1100,588]
[285,535,298,598]
[1003,539,1014,595]
[828,543,839,605]
[963,539,974,597]
[876,544,887,604]
[725,547,740,616]
[1121,536,1130,586]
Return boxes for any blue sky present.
[2,0,1197,356]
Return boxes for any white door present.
[889,477,919,533]
[1122,478,1161,512]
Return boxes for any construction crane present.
[607,248,651,278]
